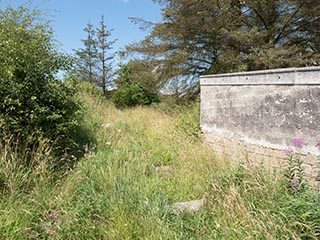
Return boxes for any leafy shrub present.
[0,4,81,152]
[111,82,160,108]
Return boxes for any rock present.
[170,198,205,214]
[102,123,112,129]
[153,166,173,175]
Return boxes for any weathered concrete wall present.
[200,67,320,183]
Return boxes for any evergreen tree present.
[96,15,116,95]
[74,23,98,84]
[75,17,116,95]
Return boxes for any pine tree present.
[74,23,98,84]
[96,15,116,95]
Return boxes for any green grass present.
[1,87,319,239]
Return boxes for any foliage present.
[207,162,320,239]
[74,16,116,95]
[74,77,106,100]
[175,101,201,139]
[111,82,160,108]
[116,59,160,94]
[74,23,98,84]
[96,15,117,95]
[1,89,320,239]
[0,135,54,196]
[0,3,91,162]
[111,62,160,108]
[284,138,307,194]
[127,0,320,95]
[0,4,72,136]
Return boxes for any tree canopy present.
[127,0,320,95]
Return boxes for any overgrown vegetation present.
[0,4,96,177]
[1,1,320,239]
[1,86,319,239]
[0,3,87,155]
[111,82,160,108]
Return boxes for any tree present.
[74,23,98,84]
[296,0,320,59]
[111,61,160,108]
[116,59,160,94]
[127,0,320,97]
[96,15,116,95]
[75,16,116,95]
[234,0,320,69]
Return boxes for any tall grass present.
[1,86,319,239]
[0,135,54,196]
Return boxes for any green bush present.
[111,82,160,108]
[0,4,83,155]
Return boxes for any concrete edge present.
[200,66,320,86]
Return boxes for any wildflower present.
[316,141,320,151]
[51,212,59,219]
[284,147,293,156]
[293,137,304,148]
[49,229,55,237]
[216,222,221,229]
[106,141,111,145]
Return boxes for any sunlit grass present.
[1,86,319,239]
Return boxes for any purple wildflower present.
[284,147,293,156]
[49,230,55,237]
[293,137,304,148]
[51,212,59,220]
[291,179,300,194]
[316,141,320,151]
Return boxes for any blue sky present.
[20,0,162,55]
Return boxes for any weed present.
[284,137,307,194]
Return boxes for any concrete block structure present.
[200,66,320,184]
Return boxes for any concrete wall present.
[200,66,320,183]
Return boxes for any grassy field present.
[1,86,319,239]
